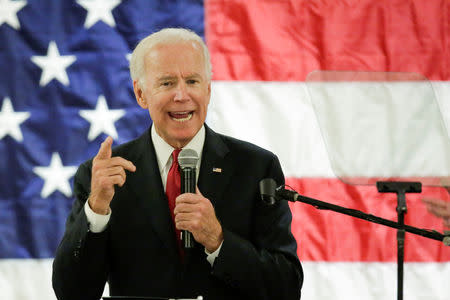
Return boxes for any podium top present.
[103,296,203,300]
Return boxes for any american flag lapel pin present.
[212,167,222,173]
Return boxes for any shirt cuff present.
[205,241,223,266]
[84,201,111,233]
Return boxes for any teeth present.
[172,111,189,115]
[171,112,193,122]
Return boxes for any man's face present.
[134,41,211,148]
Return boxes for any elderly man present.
[52,28,303,300]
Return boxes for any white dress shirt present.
[84,125,221,265]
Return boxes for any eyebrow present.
[184,73,202,79]
[156,73,202,82]
[156,75,177,82]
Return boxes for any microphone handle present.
[180,167,196,249]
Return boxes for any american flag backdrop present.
[1,0,450,299]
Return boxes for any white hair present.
[129,28,212,87]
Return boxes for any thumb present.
[196,186,203,197]
[96,136,113,160]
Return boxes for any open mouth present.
[168,111,193,122]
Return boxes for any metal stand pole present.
[376,181,422,300]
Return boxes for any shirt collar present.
[151,125,205,172]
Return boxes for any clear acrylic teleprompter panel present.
[305,71,450,187]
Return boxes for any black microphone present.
[259,178,300,204]
[178,148,198,249]
[259,178,278,205]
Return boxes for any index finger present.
[176,193,201,205]
[95,136,113,160]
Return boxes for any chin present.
[168,130,196,147]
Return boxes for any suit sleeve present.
[210,155,303,300]
[52,161,110,300]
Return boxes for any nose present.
[174,82,190,102]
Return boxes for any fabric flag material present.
[1,0,449,299]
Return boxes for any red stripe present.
[287,177,450,262]
[206,0,450,81]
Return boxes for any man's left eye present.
[187,79,198,84]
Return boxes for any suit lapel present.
[125,129,178,258]
[198,125,234,208]
[124,126,233,258]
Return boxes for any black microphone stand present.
[273,181,450,300]
[376,181,421,300]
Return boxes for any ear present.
[133,80,148,109]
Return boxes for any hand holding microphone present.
[174,149,223,252]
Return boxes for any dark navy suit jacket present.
[52,125,303,300]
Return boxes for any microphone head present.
[259,178,278,205]
[179,148,199,169]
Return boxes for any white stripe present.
[302,261,450,300]
[0,259,110,300]
[208,81,450,178]
[2,259,450,300]
[0,259,56,300]
[208,81,334,177]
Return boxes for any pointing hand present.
[88,137,136,214]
